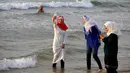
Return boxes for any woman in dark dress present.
[100,21,118,73]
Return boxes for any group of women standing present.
[51,14,119,73]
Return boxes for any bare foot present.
[97,69,103,73]
[87,69,91,73]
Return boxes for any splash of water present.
[0,55,37,70]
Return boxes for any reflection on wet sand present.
[86,70,92,73]
[86,70,104,73]
[52,68,65,73]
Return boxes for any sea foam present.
[0,55,37,70]
[0,1,93,10]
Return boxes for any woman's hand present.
[82,18,86,25]
[100,34,104,40]
[61,44,65,49]
[52,14,57,23]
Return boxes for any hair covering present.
[104,21,121,36]
[82,15,96,32]
[56,16,68,31]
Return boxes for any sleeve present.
[103,37,108,43]
[53,19,56,24]
[95,25,101,38]
[52,15,57,24]
[63,31,67,44]
[83,27,88,40]
[53,23,56,30]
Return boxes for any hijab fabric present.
[104,21,118,36]
[83,15,95,32]
[56,16,68,31]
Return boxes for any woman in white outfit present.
[52,14,68,68]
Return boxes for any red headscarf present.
[56,16,68,31]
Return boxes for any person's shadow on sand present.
[52,68,65,73]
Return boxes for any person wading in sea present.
[52,14,68,68]
[37,5,44,13]
[82,15,102,72]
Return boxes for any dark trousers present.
[86,47,102,69]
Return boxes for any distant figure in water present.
[52,14,68,68]
[82,15,102,72]
[100,21,119,73]
[37,5,44,13]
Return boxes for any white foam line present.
[0,1,93,10]
[0,55,37,70]
[43,1,93,8]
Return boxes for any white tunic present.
[52,24,67,63]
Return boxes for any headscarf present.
[104,21,121,36]
[56,16,68,31]
[82,15,95,32]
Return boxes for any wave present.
[0,1,93,10]
[0,2,43,10]
[0,55,37,70]
[43,1,93,8]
